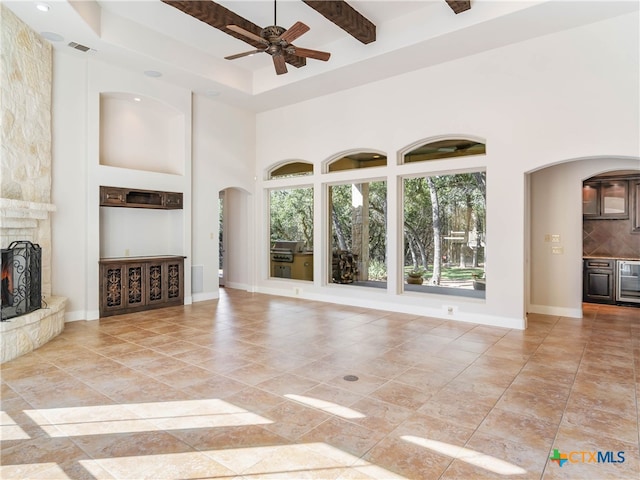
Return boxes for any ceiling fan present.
[225,0,330,75]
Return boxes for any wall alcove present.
[99,92,185,175]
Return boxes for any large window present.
[269,187,314,281]
[402,172,486,298]
[329,181,387,287]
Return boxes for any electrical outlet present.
[444,305,455,315]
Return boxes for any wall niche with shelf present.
[99,92,185,175]
[99,186,184,263]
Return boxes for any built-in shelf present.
[100,186,183,210]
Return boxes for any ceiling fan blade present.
[225,49,265,60]
[290,47,330,62]
[280,21,310,44]
[226,25,268,45]
[273,54,288,75]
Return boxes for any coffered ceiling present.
[4,1,637,111]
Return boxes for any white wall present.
[254,12,640,329]
[99,208,183,258]
[191,95,255,301]
[51,51,88,319]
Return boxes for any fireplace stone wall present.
[1,5,65,363]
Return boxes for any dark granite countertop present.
[583,256,640,261]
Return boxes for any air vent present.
[68,41,91,52]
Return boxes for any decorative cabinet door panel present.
[166,261,184,302]
[102,264,125,313]
[147,263,165,305]
[125,263,146,308]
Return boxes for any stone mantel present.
[0,198,57,224]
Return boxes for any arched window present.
[268,161,313,179]
[403,139,485,164]
[326,152,387,173]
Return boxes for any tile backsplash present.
[583,217,640,258]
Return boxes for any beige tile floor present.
[1,289,638,479]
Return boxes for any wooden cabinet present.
[632,179,640,233]
[164,192,183,209]
[100,186,183,210]
[583,258,615,304]
[99,256,185,317]
[583,180,628,219]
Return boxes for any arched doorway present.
[218,187,252,291]
[527,157,640,318]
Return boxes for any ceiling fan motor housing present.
[262,26,286,43]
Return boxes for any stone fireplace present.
[0,200,66,363]
[1,240,42,320]
[1,5,66,363]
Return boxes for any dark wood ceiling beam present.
[445,1,471,14]
[302,1,375,45]
[160,0,305,68]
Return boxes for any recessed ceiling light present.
[36,3,50,12]
[133,97,141,102]
[41,32,64,42]
[144,70,162,78]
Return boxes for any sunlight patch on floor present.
[0,463,71,480]
[0,411,30,440]
[284,393,366,419]
[78,442,407,479]
[23,399,272,437]
[401,435,527,475]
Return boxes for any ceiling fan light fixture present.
[224,0,330,75]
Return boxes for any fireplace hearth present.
[1,241,42,321]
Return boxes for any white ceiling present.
[4,0,638,111]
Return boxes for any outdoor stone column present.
[351,183,369,281]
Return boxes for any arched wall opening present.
[527,156,640,317]
[217,186,253,292]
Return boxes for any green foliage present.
[403,172,486,274]
[270,188,314,248]
[440,267,485,281]
[368,258,387,280]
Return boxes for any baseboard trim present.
[528,304,582,318]
[192,292,219,302]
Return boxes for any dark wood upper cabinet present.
[100,186,183,210]
[583,179,628,219]
[632,179,640,233]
